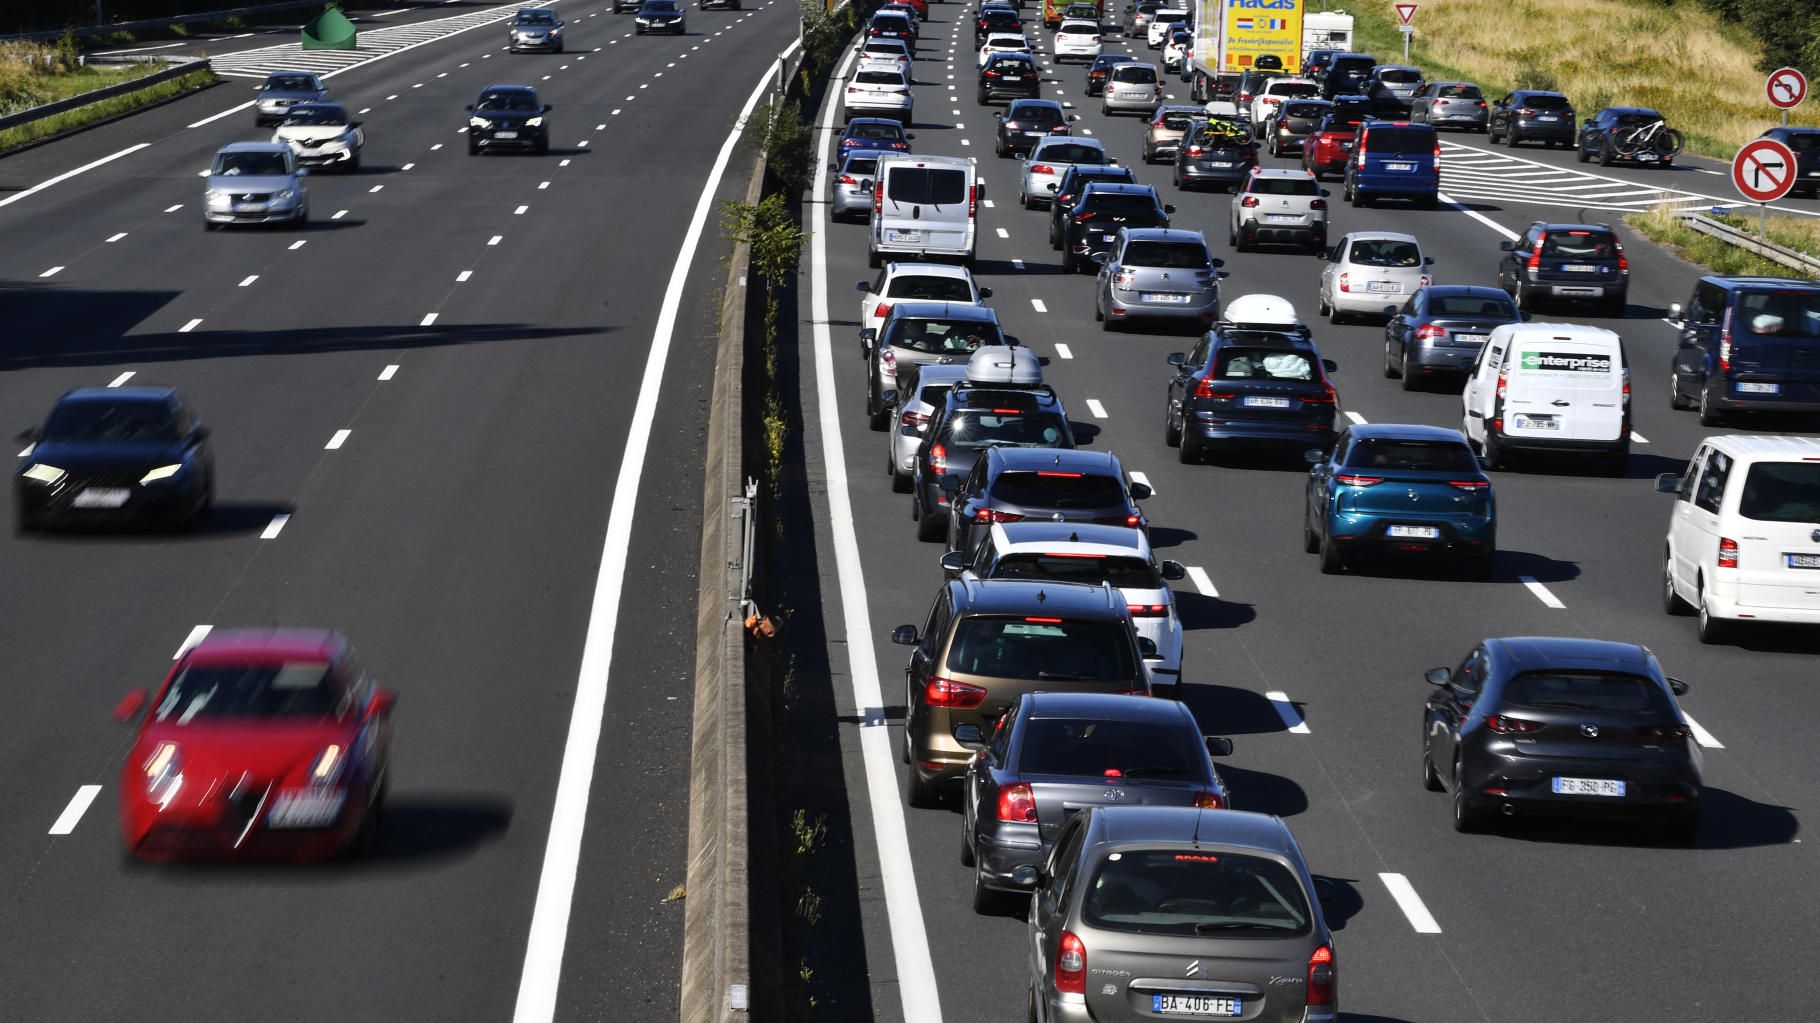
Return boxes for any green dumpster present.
[302,5,357,50]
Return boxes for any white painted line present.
[1031,298,1048,313]
[1054,342,1072,359]
[1519,576,1566,609]
[107,372,135,388]
[960,139,970,146]
[164,204,183,213]
[1437,190,1521,241]
[186,103,254,128]
[1086,398,1108,419]
[333,210,348,220]
[237,275,258,287]
[379,364,399,381]
[1186,566,1218,597]
[560,158,572,167]
[260,514,291,540]
[511,32,812,1023]
[515,205,529,215]
[1380,873,1443,933]
[17,445,31,458]
[402,162,415,171]
[995,227,1010,238]
[489,235,503,245]
[420,313,439,326]
[1632,431,1649,444]
[106,232,127,243]
[432,143,444,150]
[1011,258,1025,270]
[388,94,400,100]
[369,184,384,193]
[179,318,203,333]
[325,429,351,450]
[1265,691,1311,734]
[47,786,102,836]
[173,624,212,660]
[539,181,550,189]
[39,267,63,278]
[1344,410,1367,425]
[413,83,424,88]
[457,270,473,282]
[289,240,307,250]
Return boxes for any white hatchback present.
[1249,78,1321,129]
[844,60,914,122]
[856,262,991,330]
[1146,7,1188,48]
[1052,19,1103,62]
[978,32,1032,67]
[857,37,913,75]
[1318,231,1433,323]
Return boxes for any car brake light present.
[1527,232,1544,270]
[924,676,988,708]
[1075,211,1097,222]
[970,183,980,218]
[1616,241,1628,272]
[1193,790,1223,808]
[1719,305,1733,371]
[1485,714,1543,734]
[1240,195,1259,207]
[1030,163,1054,174]
[1415,323,1447,342]
[1310,198,1326,210]
[1334,473,1383,487]
[839,174,858,185]
[976,509,1026,523]
[1420,274,1432,288]
[1305,380,1338,406]
[1338,272,1351,292]
[1004,121,1021,131]
[1718,537,1739,569]
[1448,479,1490,492]
[997,782,1037,822]
[874,184,884,215]
[1307,946,1335,1008]
[984,69,1000,78]
[1518,106,1535,116]
[1622,373,1631,407]
[929,442,946,475]
[1495,364,1508,401]
[874,302,892,319]
[903,410,929,428]
[1127,603,1169,617]
[1057,932,1087,996]
[1476,99,1486,107]
[1113,268,1136,291]
[1433,139,1441,171]
[1186,145,1204,157]
[1264,96,1281,105]
[1194,378,1236,399]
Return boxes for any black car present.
[1172,116,1258,192]
[1363,64,1424,117]
[1164,323,1339,462]
[614,0,642,13]
[1084,53,1124,96]
[1498,222,1629,316]
[1487,90,1574,148]
[1383,284,1520,387]
[1058,182,1172,273]
[1302,48,1340,81]
[870,10,916,43]
[1669,276,1820,424]
[1577,106,1675,167]
[1263,98,1332,156]
[945,447,1151,555]
[958,691,1231,912]
[1422,637,1702,840]
[701,0,741,10]
[1757,126,1820,197]
[975,7,1022,45]
[15,387,214,531]
[507,7,564,51]
[1326,93,1373,126]
[634,0,685,33]
[1320,52,1376,99]
[994,98,1073,158]
[466,84,551,154]
[978,53,1041,105]
[1047,163,1137,248]
[912,384,1074,542]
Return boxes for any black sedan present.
[1057,183,1172,273]
[993,98,1073,158]
[634,0,685,33]
[15,387,214,531]
[1382,284,1519,388]
[1422,637,1702,841]
[466,85,551,154]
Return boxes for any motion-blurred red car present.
[117,628,394,861]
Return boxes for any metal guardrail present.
[0,56,210,133]
[0,1,316,42]
[1677,210,1820,277]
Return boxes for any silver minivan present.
[1103,61,1162,117]
[1094,228,1224,333]
[869,154,981,268]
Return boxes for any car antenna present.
[1037,589,1046,604]
[1068,531,1079,543]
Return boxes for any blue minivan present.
[1343,120,1439,208]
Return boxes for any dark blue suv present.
[1343,120,1439,208]
[1163,323,1339,463]
[1669,276,1820,425]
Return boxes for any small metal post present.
[1760,201,1767,241]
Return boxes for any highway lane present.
[0,1,799,1019]
[801,9,1819,1022]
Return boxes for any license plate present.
[1385,161,1415,171]
[72,488,131,508]
[1003,75,1025,82]
[1552,286,1599,296]
[1562,264,1598,273]
[1388,524,1440,538]
[1538,115,1559,121]
[1243,395,1291,408]
[494,130,518,139]
[1638,153,1658,161]
[1153,994,1241,1017]
[1101,233,1116,241]
[1787,553,1820,569]
[888,230,923,242]
[1265,214,1299,223]
[1737,381,1781,394]
[1366,281,1402,293]
[1143,293,1191,303]
[1552,777,1625,797]
[1339,142,1354,149]
[1514,414,1558,429]
[266,790,346,828]
[1454,333,1488,345]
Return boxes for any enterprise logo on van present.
[1521,351,1612,373]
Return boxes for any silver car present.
[888,362,969,491]
[1318,230,1434,324]
[1094,227,1223,333]
[253,71,327,127]
[202,142,309,229]
[507,7,564,52]
[1102,61,1162,117]
[829,148,888,221]
[1020,136,1113,209]
[1021,806,1338,1023]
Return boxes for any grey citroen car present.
[252,71,327,127]
[1020,806,1337,1023]
[1093,228,1223,333]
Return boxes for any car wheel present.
[1505,128,1520,149]
[959,808,976,865]
[867,247,883,269]
[1698,383,1725,427]
[905,762,940,808]
[1421,745,1444,791]
[973,864,1010,914]
[1482,431,1503,471]
[1465,548,1495,581]
[1575,141,1590,163]
[1696,582,1730,645]
[535,137,549,155]
[868,404,890,432]
[203,221,219,232]
[1177,431,1201,463]
[1318,534,1344,574]
[1605,294,1627,318]
[1669,369,1693,410]
[1301,509,1320,554]
[1487,128,1502,145]
[1330,304,1348,325]
[346,154,361,174]
[1400,349,1419,390]
[1597,143,1614,167]
[468,141,480,155]
[1060,250,1076,274]
[1663,806,1700,846]
[1663,557,1693,616]
[1452,760,1489,832]
[915,504,945,542]
[1028,988,1041,1023]
[1383,340,1399,378]
[1233,230,1248,252]
[1317,290,1331,317]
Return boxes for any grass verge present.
[1625,204,1820,276]
[0,68,215,154]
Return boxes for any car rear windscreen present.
[1783,132,1820,153]
[1377,68,1421,84]
[1017,718,1199,777]
[945,616,1135,680]
[1523,94,1569,109]
[887,277,975,302]
[1436,84,1482,99]
[1332,57,1374,74]
[856,70,905,85]
[1272,82,1320,98]
[844,155,880,175]
[1736,290,1820,337]
[938,409,1069,450]
[1737,462,1820,523]
[991,553,1162,589]
[1213,348,1314,381]
[1042,142,1108,163]
[887,318,1002,352]
[1160,111,1196,130]
[989,471,1127,508]
[851,123,903,140]
[1504,672,1670,714]
[1284,102,1330,120]
[1348,238,1421,266]
[1082,850,1312,937]
[1345,439,1478,472]
[1014,106,1066,127]
[1541,231,1616,259]
[1112,65,1157,83]
[1249,176,1319,196]
[1429,294,1515,318]
[1362,126,1434,152]
[885,167,968,205]
[1080,193,1162,215]
[1614,112,1661,127]
[1122,240,1208,268]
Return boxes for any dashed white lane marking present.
[179,318,202,333]
[173,624,212,659]
[325,429,351,450]
[402,162,415,171]
[515,205,529,214]
[289,240,307,250]
[1632,430,1650,444]
[412,82,424,88]
[106,232,126,243]
[1380,873,1443,934]
[1031,298,1048,312]
[982,198,995,207]
[1344,410,1367,425]
[438,72,448,77]
[1128,471,1153,495]
[560,158,572,167]
[369,184,384,193]
[612,107,622,114]
[539,181,551,189]
[457,270,474,282]
[332,210,348,220]
[237,275,258,287]
[1186,566,1218,597]
[1054,342,1072,359]
[432,142,444,150]
[164,204,183,213]
[379,364,399,381]
[489,235,503,245]
[1086,398,1108,419]
[420,313,439,326]
[1519,576,1566,609]
[260,514,291,540]
[107,372,135,388]
[47,786,102,836]
[995,227,1009,238]
[1684,713,1724,749]
[39,266,62,278]
[1265,690,1311,734]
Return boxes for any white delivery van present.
[1460,322,1630,474]
[1656,434,1820,644]
[868,154,981,269]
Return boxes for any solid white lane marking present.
[1086,398,1108,419]
[173,625,211,659]
[106,232,127,243]
[48,786,102,836]
[1631,431,1650,444]
[1684,713,1724,749]
[379,365,399,381]
[1344,410,1367,425]
[1031,298,1047,313]
[187,103,254,128]
[489,235,503,245]
[164,204,183,213]
[1054,342,1072,359]
[1186,566,1218,597]
[510,32,811,1023]
[1437,190,1521,241]
[995,227,1009,238]
[260,514,291,540]
[179,318,202,333]
[237,275,258,287]
[107,372,135,388]
[457,270,473,282]
[39,267,63,278]
[289,240,307,250]
[1519,576,1566,609]
[515,205,529,214]
[1380,873,1443,934]
[420,313,439,326]
[1265,691,1310,734]
[325,429,351,450]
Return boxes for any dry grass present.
[0,40,160,117]
[1352,0,1819,158]
[1625,201,1820,276]
[0,68,214,153]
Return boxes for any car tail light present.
[1030,163,1054,174]
[839,174,858,185]
[997,782,1037,822]
[1476,99,1487,107]
[1485,714,1543,734]
[1091,35,1101,43]
[1194,378,1236,399]
[1433,138,1441,171]
[1637,723,1692,740]
[1420,274,1433,288]
[1527,233,1543,270]
[1338,272,1351,292]
[1622,373,1631,408]
[1004,121,1021,131]
[984,69,1001,78]
[874,184,884,214]
[1240,195,1259,207]
[1448,479,1490,492]
[1075,211,1097,222]
[1307,946,1335,1008]
[880,348,897,374]
[1305,380,1338,406]
[1193,790,1223,808]
[925,676,988,709]
[847,86,859,94]
[874,302,892,319]
[1334,473,1382,487]
[1719,305,1733,371]
[928,442,947,475]
[1415,323,1447,343]
[1186,145,1204,157]
[1616,241,1629,272]
[1057,932,1087,996]
[903,410,930,429]
[1238,91,1253,103]
[1718,536,1739,569]
[1495,363,1508,401]
[1310,198,1326,210]
[976,508,1025,524]
[970,183,980,219]
[1128,603,1168,617]
[1113,268,1136,291]
[1518,106,1536,116]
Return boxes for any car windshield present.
[516,10,557,23]
[1214,348,1314,381]
[263,75,316,91]
[155,661,341,722]
[1504,671,1669,714]
[477,91,539,111]
[887,317,1000,352]
[1112,65,1156,84]
[1018,717,1199,777]
[212,151,290,176]
[1783,132,1820,153]
[1738,462,1820,522]
[988,471,1127,508]
[1123,240,1207,268]
[1436,83,1481,98]
[938,408,1068,450]
[1082,849,1313,936]
[887,276,975,302]
[1349,239,1421,267]
[281,105,348,126]
[42,400,178,442]
[1346,439,1477,472]
[885,167,967,204]
[1736,290,1820,337]
[1541,232,1616,259]
[1081,193,1162,215]
[945,616,1135,680]
[1429,294,1516,317]
[1248,176,1318,196]
[991,553,1162,589]
[1523,93,1569,109]
[1039,142,1105,163]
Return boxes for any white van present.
[867,154,981,269]
[1656,434,1820,644]
[1460,322,1630,474]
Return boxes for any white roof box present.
[965,345,1043,387]
[1221,294,1301,328]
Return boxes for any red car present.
[117,628,394,861]
[1303,114,1361,181]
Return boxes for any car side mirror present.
[1382,304,1398,317]
[906,132,916,140]
[350,120,363,128]
[1163,203,1177,214]
[1424,667,1452,687]
[191,425,211,440]
[856,281,872,293]
[1070,114,1080,122]
[954,723,988,750]
[1304,448,1325,465]
[1655,473,1683,494]
[1045,182,1059,192]
[939,476,963,494]
[1161,560,1186,580]
[466,104,475,112]
[1313,877,1338,903]
[1423,255,1435,266]
[1204,736,1234,757]
[1011,864,1044,888]
[940,550,968,573]
[1166,352,1185,367]
[859,327,878,343]
[1211,258,1225,268]
[114,688,148,722]
[861,179,875,192]
[296,168,310,177]
[1091,251,1110,264]
[1322,358,1338,373]
[367,688,397,719]
[1137,636,1162,660]
[1667,677,1690,697]
[890,625,920,646]
[542,104,554,112]
[1499,240,1513,251]
[1130,482,1152,500]
[1667,302,1683,322]
[1320,189,1330,197]
[979,286,993,298]
[1108,157,1119,165]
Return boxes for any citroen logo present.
[1104,788,1126,802]
[1408,489,1419,502]
[1185,960,1201,977]
[1581,724,1600,739]
[1811,528,1820,543]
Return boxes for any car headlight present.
[309,744,346,786]
[139,464,183,485]
[274,189,296,201]
[22,463,65,485]
[469,116,491,129]
[143,742,182,805]
[525,116,544,127]
[550,25,562,33]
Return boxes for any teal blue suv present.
[1302,423,1495,578]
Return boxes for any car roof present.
[1511,89,1566,97]
[1485,636,1654,675]
[877,153,973,169]
[953,577,1126,617]
[1035,134,1104,151]
[1373,64,1420,74]
[215,141,293,155]
[1092,807,1297,857]
[1249,167,1315,180]
[480,83,538,93]
[1079,182,1157,197]
[1346,422,1468,444]
[992,521,1154,557]
[840,148,893,162]
[1699,434,1820,461]
[1118,227,1205,243]
[989,447,1122,474]
[1489,322,1621,344]
[912,363,972,388]
[1009,98,1064,111]
[1340,230,1420,244]
[846,116,906,129]
[1533,222,1616,233]
[1025,691,1186,724]
[1331,52,1375,60]
[1704,275,1820,290]
[855,59,909,73]
[1602,106,1660,116]
[263,71,320,82]
[184,627,347,665]
[57,385,176,406]
[1059,18,1099,27]
[886,301,1000,322]
[886,261,974,279]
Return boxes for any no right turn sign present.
[1732,137,1798,203]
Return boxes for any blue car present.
[1343,119,1439,208]
[1302,423,1494,577]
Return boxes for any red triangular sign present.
[1395,3,1417,24]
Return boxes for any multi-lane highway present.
[801,8,1819,1022]
[0,1,798,1018]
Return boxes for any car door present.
[1667,445,1709,594]
[1501,224,1539,292]
[1409,82,1431,121]
[1426,645,1485,778]
[907,590,952,729]
[952,457,991,551]
[1168,333,1211,423]
[1386,292,1420,360]
[1307,428,1348,535]
[1031,815,1087,992]
[1320,236,1344,302]
[1681,447,1729,598]
[1461,337,1505,442]
[1675,281,1725,390]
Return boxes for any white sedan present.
[1052,19,1102,63]
[978,32,1032,67]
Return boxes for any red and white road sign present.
[1732,138,1798,203]
[1767,67,1808,110]
[1394,3,1417,25]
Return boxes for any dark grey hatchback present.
[944,447,1151,557]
